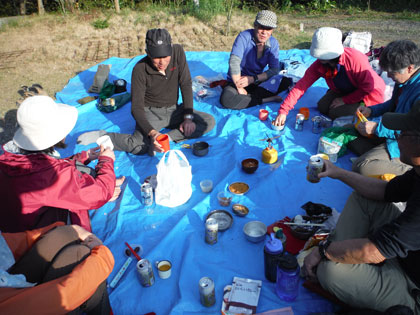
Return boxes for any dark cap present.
[145,28,172,58]
[382,99,420,132]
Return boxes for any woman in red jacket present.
[0,222,114,314]
[0,95,124,233]
[274,27,385,127]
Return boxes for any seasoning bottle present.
[264,233,283,282]
[275,254,300,301]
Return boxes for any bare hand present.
[358,106,371,118]
[356,121,377,137]
[237,87,248,95]
[109,176,126,202]
[150,133,165,153]
[235,76,252,88]
[99,145,115,161]
[330,97,344,109]
[180,119,196,137]
[318,159,341,179]
[87,146,101,161]
[303,247,322,282]
[274,113,287,126]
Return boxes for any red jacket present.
[279,47,386,115]
[0,148,116,232]
[0,222,115,315]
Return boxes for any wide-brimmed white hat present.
[13,95,78,151]
[310,27,344,60]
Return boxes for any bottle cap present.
[265,233,283,253]
[275,228,285,239]
[278,254,298,271]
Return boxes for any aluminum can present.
[136,259,155,287]
[141,182,153,206]
[205,218,218,245]
[312,116,322,134]
[295,113,305,131]
[199,277,216,307]
[307,155,324,183]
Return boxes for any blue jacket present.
[227,29,280,81]
[370,70,420,158]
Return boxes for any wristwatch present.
[184,114,194,121]
[318,239,332,260]
[253,75,260,84]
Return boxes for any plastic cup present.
[200,180,213,193]
[156,134,170,152]
[259,109,269,121]
[217,191,232,207]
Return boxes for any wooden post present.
[19,0,27,15]
[115,0,120,13]
[37,0,45,15]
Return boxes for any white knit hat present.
[310,27,344,60]
[254,10,277,29]
[13,95,78,151]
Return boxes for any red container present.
[156,134,170,152]
[259,109,269,121]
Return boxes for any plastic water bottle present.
[275,254,300,301]
[264,233,284,282]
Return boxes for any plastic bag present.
[155,150,192,207]
[192,74,223,101]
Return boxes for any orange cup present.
[156,134,170,152]
[259,109,269,121]
[299,107,310,120]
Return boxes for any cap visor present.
[147,45,172,58]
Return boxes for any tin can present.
[307,155,324,183]
[136,259,155,287]
[199,277,216,307]
[295,113,305,131]
[141,182,153,206]
[312,116,322,134]
[205,218,218,245]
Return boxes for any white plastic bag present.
[155,150,192,207]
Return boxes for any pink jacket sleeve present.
[278,61,322,115]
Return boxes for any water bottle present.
[264,233,284,282]
[275,254,300,301]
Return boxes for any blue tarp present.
[56,50,355,315]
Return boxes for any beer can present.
[141,182,153,206]
[312,116,322,134]
[307,155,324,183]
[295,113,305,131]
[199,277,216,307]
[136,259,155,287]
[205,218,218,245]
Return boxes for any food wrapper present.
[221,277,262,315]
[317,136,342,163]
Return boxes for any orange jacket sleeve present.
[0,245,114,315]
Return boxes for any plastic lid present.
[278,254,298,271]
[265,233,283,253]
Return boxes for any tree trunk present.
[115,0,120,13]
[37,0,45,15]
[19,0,27,15]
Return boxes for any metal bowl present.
[232,204,249,217]
[229,182,249,195]
[192,141,209,157]
[243,221,267,243]
[241,158,259,174]
[206,210,233,231]
[271,120,285,131]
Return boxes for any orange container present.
[299,107,310,120]
[156,134,170,152]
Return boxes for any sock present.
[77,130,106,145]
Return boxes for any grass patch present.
[92,18,109,29]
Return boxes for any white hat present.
[255,10,277,29]
[13,95,78,151]
[310,27,344,60]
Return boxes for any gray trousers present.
[317,192,419,312]
[351,142,412,176]
[318,89,360,119]
[108,105,215,155]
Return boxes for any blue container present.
[275,254,300,301]
[264,233,283,282]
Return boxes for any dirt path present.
[0,11,419,144]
